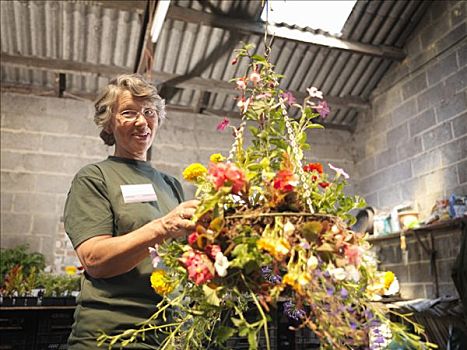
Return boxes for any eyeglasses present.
[118,107,158,121]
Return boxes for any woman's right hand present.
[159,199,199,240]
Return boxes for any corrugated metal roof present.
[1,0,431,130]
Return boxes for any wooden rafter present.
[166,6,406,61]
[1,53,369,111]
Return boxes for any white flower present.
[148,245,161,268]
[283,221,295,236]
[306,86,323,99]
[328,163,350,179]
[214,252,230,277]
[385,277,400,296]
[307,255,319,270]
[329,267,346,281]
[345,265,360,282]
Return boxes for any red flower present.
[231,58,238,65]
[273,169,299,193]
[180,249,215,285]
[208,163,246,194]
[303,162,323,174]
[319,182,330,189]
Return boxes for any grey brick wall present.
[0,93,353,270]
[354,1,467,217]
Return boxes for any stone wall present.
[0,93,353,270]
[354,0,466,218]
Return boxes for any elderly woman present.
[64,74,198,349]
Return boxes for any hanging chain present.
[227,120,246,162]
[279,100,315,214]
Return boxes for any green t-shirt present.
[64,156,184,349]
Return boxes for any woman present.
[64,74,198,349]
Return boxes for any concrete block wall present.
[354,0,466,218]
[0,92,111,270]
[370,223,463,299]
[1,93,353,270]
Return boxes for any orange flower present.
[273,169,299,192]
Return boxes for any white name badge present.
[120,184,157,203]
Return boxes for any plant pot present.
[40,297,66,306]
[13,296,39,306]
[0,296,14,306]
[65,296,77,306]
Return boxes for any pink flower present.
[344,244,360,266]
[314,100,330,118]
[188,231,200,246]
[249,71,261,84]
[236,78,246,90]
[208,162,247,194]
[306,86,323,99]
[273,169,299,192]
[180,249,215,285]
[216,117,230,131]
[328,163,349,179]
[280,91,296,106]
[237,97,251,114]
[205,244,222,260]
[255,92,272,100]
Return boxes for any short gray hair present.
[94,74,166,146]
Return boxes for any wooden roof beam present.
[167,6,405,61]
[0,53,369,110]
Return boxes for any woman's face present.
[107,90,158,161]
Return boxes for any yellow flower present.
[150,269,175,296]
[257,237,290,261]
[383,271,395,290]
[65,265,77,275]
[182,163,207,182]
[210,153,225,163]
[283,272,309,294]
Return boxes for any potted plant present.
[39,273,80,306]
[1,265,39,306]
[0,245,46,306]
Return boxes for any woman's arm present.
[75,199,198,279]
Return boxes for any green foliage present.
[38,272,80,297]
[0,244,45,285]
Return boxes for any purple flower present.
[340,287,348,299]
[148,246,161,268]
[280,91,296,106]
[350,321,357,330]
[261,266,282,284]
[326,286,334,296]
[216,117,230,131]
[314,100,330,118]
[283,300,306,321]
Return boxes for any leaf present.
[202,284,220,306]
[251,54,268,63]
[215,326,236,343]
[231,317,245,328]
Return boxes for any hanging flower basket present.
[98,44,436,350]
